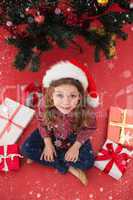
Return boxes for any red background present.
[0,24,133,200]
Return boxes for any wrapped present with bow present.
[94,139,131,180]
[24,82,43,109]
[0,144,23,172]
[0,97,35,145]
[107,106,133,148]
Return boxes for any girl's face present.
[52,84,80,114]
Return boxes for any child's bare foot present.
[68,166,88,186]
[26,159,33,164]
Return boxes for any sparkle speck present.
[108,196,113,200]
[45,187,49,191]
[121,70,132,78]
[99,187,104,192]
[29,191,33,195]
[107,62,115,70]
[89,194,93,198]
[84,62,88,66]
[37,193,41,198]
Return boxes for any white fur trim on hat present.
[43,61,88,90]
[43,60,100,108]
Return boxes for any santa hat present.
[42,60,99,108]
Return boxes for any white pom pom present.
[87,95,100,108]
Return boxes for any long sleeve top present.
[36,97,97,145]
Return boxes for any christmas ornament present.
[130,3,133,9]
[0,0,132,71]
[24,82,42,109]
[97,0,109,6]
[54,8,62,15]
[15,24,29,37]
[32,47,41,54]
[25,8,36,17]
[6,21,13,27]
[34,15,45,24]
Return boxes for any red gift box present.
[0,144,22,172]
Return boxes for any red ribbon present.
[0,104,24,139]
[24,82,42,94]
[96,143,129,174]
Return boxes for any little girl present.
[21,60,99,186]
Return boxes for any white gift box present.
[0,98,35,145]
[94,139,131,180]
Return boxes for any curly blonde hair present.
[43,78,92,133]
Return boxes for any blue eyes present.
[71,95,77,98]
[56,94,77,98]
[56,94,63,98]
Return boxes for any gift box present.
[94,139,131,180]
[0,144,22,172]
[0,97,35,145]
[107,106,133,148]
[24,82,42,109]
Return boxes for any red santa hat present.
[42,60,99,108]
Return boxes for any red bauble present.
[32,47,40,54]
[16,24,28,35]
[34,15,45,24]
[10,24,29,37]
[25,8,36,17]
[57,1,73,17]
[66,13,78,26]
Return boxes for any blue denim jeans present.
[21,129,95,174]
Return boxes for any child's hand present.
[40,137,56,162]
[40,144,56,162]
[65,141,81,162]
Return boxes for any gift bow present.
[0,145,23,172]
[110,109,133,145]
[96,143,130,174]
[24,82,42,94]
[24,82,42,107]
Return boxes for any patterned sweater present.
[37,97,97,145]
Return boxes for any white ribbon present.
[0,145,23,172]
[109,109,133,144]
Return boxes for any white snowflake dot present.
[37,193,41,198]
[6,21,13,27]
[29,191,33,195]
[122,70,132,78]
[89,194,93,198]
[99,187,104,192]
[67,8,71,12]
